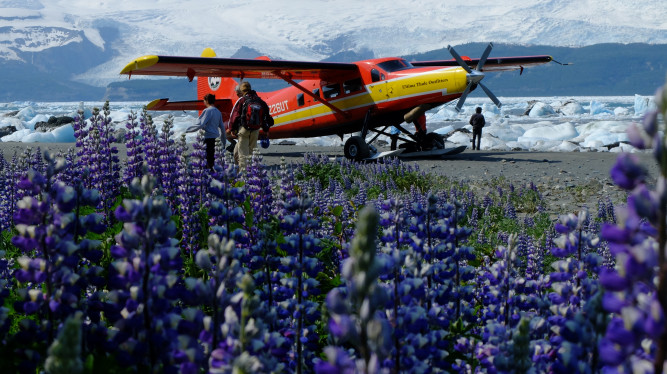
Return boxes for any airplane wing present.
[411,55,553,72]
[120,55,360,81]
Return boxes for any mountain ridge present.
[2,0,665,83]
[1,42,665,102]
[1,0,665,101]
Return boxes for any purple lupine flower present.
[627,184,659,222]
[157,114,180,210]
[0,153,13,231]
[244,152,283,311]
[8,152,109,371]
[627,122,649,150]
[106,175,186,372]
[609,153,647,190]
[628,105,659,150]
[82,103,120,224]
[140,109,161,184]
[190,130,210,207]
[29,146,45,175]
[123,110,144,185]
[277,194,323,372]
[377,197,410,372]
[175,134,201,254]
[99,102,121,221]
[318,206,392,374]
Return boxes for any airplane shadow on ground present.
[262,151,308,158]
[439,151,563,165]
[259,149,564,167]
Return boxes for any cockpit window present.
[371,69,381,82]
[377,59,414,73]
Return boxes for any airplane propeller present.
[447,43,502,112]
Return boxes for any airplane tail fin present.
[196,48,239,116]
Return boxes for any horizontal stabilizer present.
[146,98,234,120]
[147,98,204,111]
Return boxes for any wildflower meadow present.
[0,78,666,373]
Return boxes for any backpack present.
[241,95,266,131]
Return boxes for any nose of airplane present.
[466,70,485,86]
[451,67,469,93]
[448,43,502,111]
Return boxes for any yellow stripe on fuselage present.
[271,67,466,126]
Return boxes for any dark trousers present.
[472,128,482,150]
[205,138,216,168]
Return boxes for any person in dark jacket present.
[469,107,485,150]
[185,93,225,169]
[229,81,274,169]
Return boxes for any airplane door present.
[305,87,320,125]
[367,68,391,108]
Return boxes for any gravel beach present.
[1,141,659,215]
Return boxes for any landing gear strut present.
[344,110,376,161]
[343,109,450,161]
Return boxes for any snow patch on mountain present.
[1,0,666,85]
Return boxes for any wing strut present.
[273,71,349,118]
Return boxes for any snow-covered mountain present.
[1,0,666,87]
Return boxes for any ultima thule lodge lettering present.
[402,79,448,90]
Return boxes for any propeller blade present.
[449,42,501,111]
[447,45,472,73]
[455,83,473,112]
[477,42,494,71]
[479,82,502,108]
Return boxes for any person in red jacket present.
[229,81,273,169]
[414,113,427,141]
[225,85,243,141]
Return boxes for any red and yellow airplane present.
[120,43,553,160]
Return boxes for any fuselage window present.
[343,78,364,94]
[297,93,305,106]
[377,59,414,72]
[371,69,381,82]
[323,83,340,99]
[312,88,320,101]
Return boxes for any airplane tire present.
[344,136,370,160]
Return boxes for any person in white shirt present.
[186,93,225,169]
